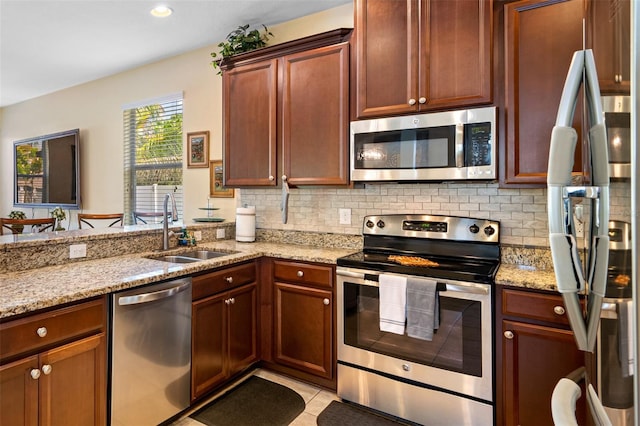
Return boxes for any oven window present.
[343,282,482,377]
[353,126,455,169]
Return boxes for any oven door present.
[336,266,493,402]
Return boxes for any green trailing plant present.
[211,24,273,74]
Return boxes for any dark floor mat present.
[190,376,305,426]
[317,400,416,426]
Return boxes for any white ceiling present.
[0,0,351,107]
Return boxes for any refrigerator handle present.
[547,49,610,353]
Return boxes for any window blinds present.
[123,95,183,225]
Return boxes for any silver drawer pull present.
[225,276,233,284]
[42,364,52,375]
[30,369,41,380]
[297,270,304,277]
[323,298,330,306]
[36,327,47,338]
[504,331,514,340]
[553,305,566,315]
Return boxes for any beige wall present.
[0,4,354,228]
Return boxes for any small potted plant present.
[210,24,273,74]
[8,210,27,233]
[51,207,66,231]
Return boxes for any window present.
[123,93,183,225]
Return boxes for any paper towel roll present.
[236,206,256,242]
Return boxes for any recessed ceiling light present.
[150,5,173,18]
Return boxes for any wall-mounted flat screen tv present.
[14,128,81,209]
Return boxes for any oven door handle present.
[336,269,490,296]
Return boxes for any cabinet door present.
[283,42,350,185]
[0,355,39,426]
[274,282,333,379]
[192,292,226,400]
[503,0,584,186]
[424,0,492,109]
[355,0,420,118]
[227,284,258,376]
[39,333,106,426]
[502,320,586,426]
[588,0,630,94]
[223,59,278,186]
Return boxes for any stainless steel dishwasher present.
[110,277,192,426]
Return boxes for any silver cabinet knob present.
[504,331,514,339]
[408,98,416,106]
[418,97,426,104]
[402,364,410,371]
[41,364,52,375]
[282,175,288,181]
[553,306,566,315]
[269,175,275,181]
[296,270,304,277]
[225,299,230,305]
[36,327,47,338]
[30,369,41,380]
[230,298,235,304]
[225,276,233,284]
[323,298,330,306]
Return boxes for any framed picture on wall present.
[210,160,234,197]
[187,131,209,168]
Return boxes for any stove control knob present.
[377,220,385,228]
[469,224,480,234]
[366,220,375,228]
[484,226,496,236]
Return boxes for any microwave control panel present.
[464,122,492,167]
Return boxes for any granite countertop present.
[495,263,558,292]
[0,234,560,320]
[0,240,357,319]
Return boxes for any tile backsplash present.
[240,181,631,248]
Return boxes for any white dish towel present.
[379,274,407,334]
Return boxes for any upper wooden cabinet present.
[587,0,631,94]
[501,0,584,186]
[354,0,492,119]
[222,29,351,187]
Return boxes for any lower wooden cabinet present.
[191,262,258,401]
[0,298,107,426]
[497,286,587,425]
[274,282,333,379]
[269,259,335,388]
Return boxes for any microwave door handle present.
[455,123,464,168]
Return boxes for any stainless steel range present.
[336,214,500,426]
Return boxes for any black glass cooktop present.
[337,251,499,284]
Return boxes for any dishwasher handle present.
[118,279,191,306]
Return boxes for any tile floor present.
[171,369,339,426]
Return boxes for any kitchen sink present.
[152,255,201,263]
[148,249,235,263]
[179,250,231,260]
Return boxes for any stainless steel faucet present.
[162,193,178,250]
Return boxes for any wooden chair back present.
[78,213,123,229]
[0,218,56,235]
[133,211,170,224]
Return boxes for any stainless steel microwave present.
[350,107,497,182]
[602,95,631,179]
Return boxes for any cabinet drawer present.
[0,297,106,362]
[273,260,333,289]
[502,289,571,326]
[193,261,257,300]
